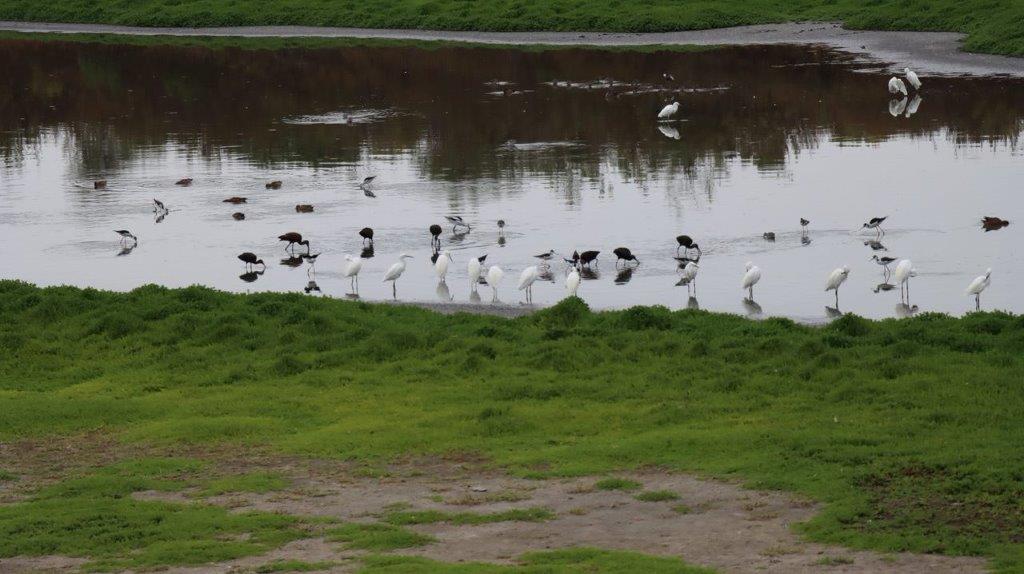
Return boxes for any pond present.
[0,38,1021,320]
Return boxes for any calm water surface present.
[1,40,1022,319]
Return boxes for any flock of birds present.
[105,65,1007,315]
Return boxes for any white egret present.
[518,265,540,303]
[678,262,699,294]
[904,67,921,90]
[657,101,680,121]
[434,250,453,282]
[893,259,916,301]
[468,257,482,290]
[888,97,908,117]
[566,268,581,297]
[888,77,907,96]
[486,265,504,302]
[343,255,363,292]
[825,266,851,306]
[383,254,413,298]
[905,94,922,117]
[741,262,761,299]
[965,268,992,310]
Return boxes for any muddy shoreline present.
[1,20,1023,76]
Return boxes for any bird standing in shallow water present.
[445,215,470,231]
[888,77,907,97]
[278,232,310,253]
[486,266,504,302]
[862,216,887,236]
[534,249,556,261]
[893,259,916,302]
[237,252,265,271]
[468,256,483,290]
[578,250,600,268]
[904,67,922,91]
[429,224,442,250]
[343,255,363,292]
[677,262,699,294]
[613,247,639,267]
[825,266,851,307]
[658,101,680,121]
[966,269,992,310]
[360,176,376,197]
[435,250,453,282]
[675,235,701,261]
[871,255,897,278]
[741,262,761,300]
[383,254,413,298]
[518,265,539,303]
[359,227,374,245]
[800,218,810,228]
[114,230,137,245]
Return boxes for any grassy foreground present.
[0,0,1022,56]
[1,281,1023,570]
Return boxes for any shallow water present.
[1,39,1021,320]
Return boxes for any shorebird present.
[153,199,167,213]
[966,269,992,310]
[662,72,675,82]
[862,216,887,236]
[825,266,851,306]
[383,254,413,298]
[175,178,193,186]
[658,101,680,121]
[613,247,639,267]
[114,229,137,245]
[278,232,310,253]
[359,227,374,245]
[677,262,699,294]
[445,215,470,231]
[237,252,265,271]
[741,262,761,300]
[429,224,442,249]
[343,255,363,292]
[904,67,921,91]
[871,255,898,277]
[578,250,600,268]
[360,176,376,198]
[534,249,556,261]
[800,218,810,228]
[486,265,504,302]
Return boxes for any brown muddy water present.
[0,39,1021,320]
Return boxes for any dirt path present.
[0,20,1022,77]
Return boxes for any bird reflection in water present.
[436,281,453,302]
[801,234,811,246]
[888,97,908,118]
[239,270,264,283]
[280,255,304,268]
[614,267,634,285]
[873,282,896,294]
[825,306,843,319]
[117,244,136,257]
[468,289,482,304]
[895,303,919,318]
[687,296,700,311]
[580,267,600,281]
[742,298,763,317]
[657,124,681,140]
[360,245,375,259]
[154,212,167,224]
[905,95,922,118]
[864,240,886,251]
[304,280,321,294]
[537,266,555,283]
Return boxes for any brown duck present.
[175,178,193,186]
[266,180,283,189]
[223,197,247,204]
[295,204,314,213]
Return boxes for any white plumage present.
[468,257,482,290]
[383,254,413,296]
[741,261,761,298]
[657,101,680,120]
[518,265,540,302]
[888,76,907,96]
[343,255,363,290]
[825,266,850,305]
[893,259,915,286]
[566,269,581,297]
[486,265,504,301]
[435,250,453,281]
[904,67,921,90]
[966,268,992,309]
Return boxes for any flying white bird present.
[965,268,992,310]
[825,266,851,306]
[518,265,540,303]
[343,255,363,291]
[486,265,504,302]
[566,268,581,297]
[888,77,907,97]
[383,254,413,297]
[904,67,921,91]
[893,259,916,301]
[434,250,453,282]
[657,101,680,121]
[741,262,761,299]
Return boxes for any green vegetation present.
[199,471,289,497]
[327,522,436,551]
[816,556,855,566]
[0,470,16,481]
[594,478,642,492]
[0,459,306,571]
[384,507,555,526]
[635,490,681,502]
[256,560,338,573]
[1,282,1024,569]
[359,548,716,573]
[0,0,1022,55]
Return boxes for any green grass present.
[0,458,306,571]
[256,560,338,573]
[594,478,642,492]
[0,0,1022,56]
[0,470,16,481]
[327,522,436,551]
[199,471,289,497]
[384,507,555,526]
[815,556,855,566]
[1,282,1024,570]
[359,548,716,573]
[635,490,681,502]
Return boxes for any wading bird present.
[237,252,265,271]
[468,256,483,290]
[302,253,320,277]
[763,232,776,241]
[871,255,897,275]
[578,250,600,268]
[518,265,540,303]
[114,229,137,245]
[862,216,887,236]
[658,101,680,121]
[677,262,699,294]
[662,72,675,82]
[343,255,363,292]
[94,180,107,189]
[429,224,443,249]
[278,232,310,253]
[613,247,639,267]
[232,212,245,220]
[800,218,810,228]
[497,220,506,235]
[359,227,374,245]
[966,268,992,310]
[534,249,556,261]
[175,178,193,186]
[741,261,761,299]
[486,265,504,302]
[825,266,851,306]
[383,254,413,298]
[266,180,282,189]
[435,250,453,282]
[153,199,167,213]
[360,176,376,198]
[223,197,247,204]
[888,77,907,97]
[893,259,916,301]
[904,67,921,91]
[675,235,701,260]
[295,204,314,213]
[566,268,581,297]
[445,215,470,231]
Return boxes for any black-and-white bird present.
[800,218,810,228]
[675,235,701,260]
[429,224,442,249]
[662,72,675,82]
[613,247,639,266]
[871,255,897,270]
[534,249,556,261]
[153,199,167,213]
[445,215,470,231]
[360,176,377,198]
[114,229,137,244]
[497,219,506,234]
[862,216,888,235]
